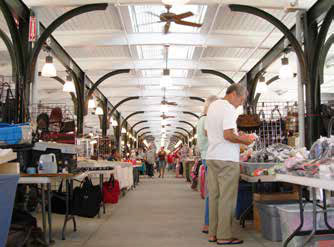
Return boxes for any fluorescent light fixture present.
[95,106,103,115]
[279,57,293,79]
[175,140,182,148]
[88,98,96,109]
[121,128,127,134]
[162,0,190,5]
[63,75,76,93]
[42,55,57,77]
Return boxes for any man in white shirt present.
[206,84,253,245]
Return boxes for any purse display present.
[102,174,120,204]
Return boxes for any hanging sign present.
[28,16,37,42]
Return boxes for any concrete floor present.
[46,174,283,247]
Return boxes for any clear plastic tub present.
[278,204,334,247]
[256,200,299,241]
[240,162,277,176]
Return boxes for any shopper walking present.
[206,84,253,245]
[157,147,167,178]
[145,145,156,178]
[179,144,189,178]
[196,95,218,234]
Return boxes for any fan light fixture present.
[42,55,57,77]
[160,104,169,113]
[63,75,76,93]
[88,98,96,109]
[162,0,190,5]
[160,69,172,88]
[279,57,293,79]
[95,106,103,115]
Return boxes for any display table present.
[276,173,334,247]
[240,174,276,183]
[19,173,79,243]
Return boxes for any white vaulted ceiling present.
[0,0,331,146]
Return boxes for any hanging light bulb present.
[162,0,190,5]
[257,75,268,94]
[160,69,172,88]
[279,57,293,79]
[42,55,57,77]
[121,128,126,134]
[161,119,167,126]
[112,118,118,127]
[95,106,103,115]
[88,98,96,109]
[63,75,76,93]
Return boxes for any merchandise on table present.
[0,123,32,145]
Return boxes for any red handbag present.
[103,175,120,204]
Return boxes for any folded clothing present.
[0,123,28,145]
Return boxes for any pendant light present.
[42,55,57,77]
[162,0,190,5]
[112,119,118,127]
[121,128,127,134]
[88,97,96,109]
[160,69,172,89]
[95,106,103,115]
[257,75,268,94]
[63,75,76,93]
[279,57,293,79]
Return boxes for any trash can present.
[0,174,19,247]
[235,181,252,220]
[256,200,298,241]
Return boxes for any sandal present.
[217,238,244,245]
[208,237,217,243]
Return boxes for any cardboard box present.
[0,162,19,174]
[253,191,299,232]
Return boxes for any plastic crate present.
[256,200,299,241]
[0,174,19,247]
[240,162,277,176]
[278,204,334,247]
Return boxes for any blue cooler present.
[0,174,19,246]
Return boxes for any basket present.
[240,162,277,176]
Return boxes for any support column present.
[31,10,39,106]
[296,11,306,148]
[101,97,108,137]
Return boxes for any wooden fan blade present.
[174,19,202,28]
[173,11,193,20]
[164,22,171,34]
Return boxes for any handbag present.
[61,120,75,133]
[237,105,261,129]
[72,177,102,218]
[103,174,120,204]
[49,180,71,215]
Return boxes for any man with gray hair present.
[196,95,218,234]
[205,83,254,245]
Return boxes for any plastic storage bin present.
[0,174,19,247]
[240,162,276,176]
[278,204,334,247]
[256,200,298,241]
[236,182,253,220]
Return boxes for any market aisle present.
[51,174,279,247]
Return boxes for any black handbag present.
[49,180,70,215]
[72,177,102,218]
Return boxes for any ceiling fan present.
[144,5,203,34]
[161,97,177,106]
[160,112,175,119]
